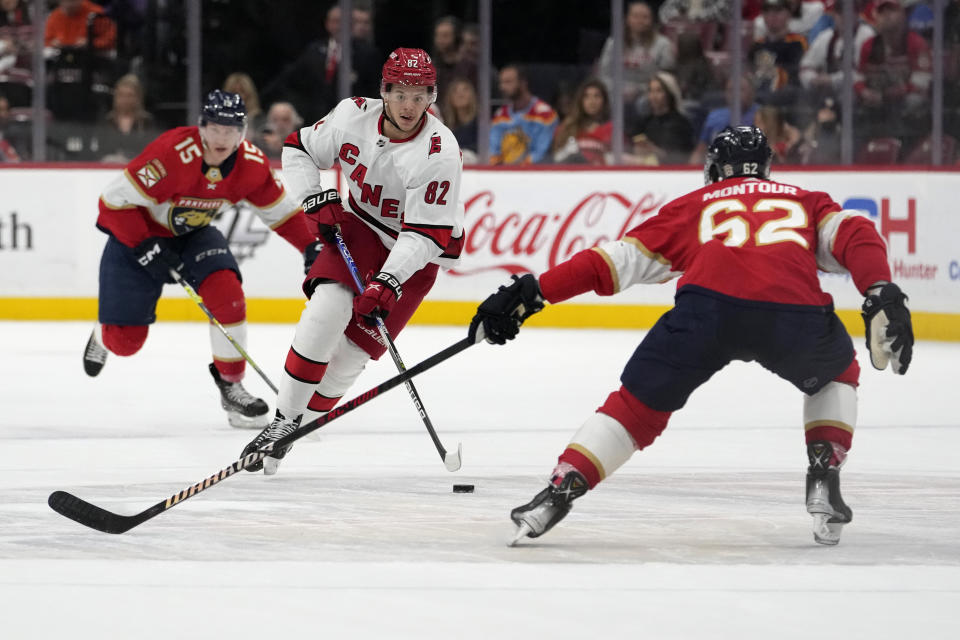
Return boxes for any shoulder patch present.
[135,159,167,188]
[351,97,367,110]
[429,134,442,156]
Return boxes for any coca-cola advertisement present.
[433,170,692,306]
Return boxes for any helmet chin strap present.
[382,100,425,134]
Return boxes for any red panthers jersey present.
[97,126,312,250]
[539,177,892,308]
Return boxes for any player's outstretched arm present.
[468,274,545,345]
[862,281,914,375]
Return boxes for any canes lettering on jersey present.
[282,96,465,280]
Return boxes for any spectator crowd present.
[1,0,959,165]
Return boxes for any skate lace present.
[265,419,299,441]
[224,382,258,405]
[84,335,107,363]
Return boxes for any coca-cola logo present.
[450,190,665,276]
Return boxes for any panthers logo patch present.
[168,197,225,235]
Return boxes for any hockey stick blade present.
[48,337,474,534]
[443,442,463,472]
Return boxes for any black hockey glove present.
[302,189,350,241]
[134,237,183,282]
[303,240,323,274]
[468,274,545,345]
[862,281,913,374]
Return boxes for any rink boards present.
[1,164,958,340]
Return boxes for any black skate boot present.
[508,469,588,546]
[83,326,108,377]
[241,409,302,475]
[806,440,853,545]
[208,363,269,429]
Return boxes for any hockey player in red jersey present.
[470,126,914,546]
[240,48,464,473]
[83,89,318,429]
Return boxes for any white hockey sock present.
[566,412,637,482]
[277,283,354,416]
[210,321,246,373]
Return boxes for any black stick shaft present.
[332,226,455,465]
[48,337,474,534]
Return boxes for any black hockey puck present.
[452,484,475,493]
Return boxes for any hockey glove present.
[134,237,183,282]
[303,240,323,274]
[353,271,402,324]
[862,281,913,374]
[468,273,545,345]
[302,189,350,241]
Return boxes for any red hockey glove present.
[353,272,402,324]
[302,189,350,240]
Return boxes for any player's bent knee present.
[198,269,245,325]
[300,283,354,331]
[102,324,148,356]
[315,338,369,398]
[803,381,857,450]
[598,386,672,450]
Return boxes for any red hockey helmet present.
[381,48,437,102]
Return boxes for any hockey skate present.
[508,469,588,546]
[241,409,302,475]
[83,326,108,377]
[208,363,270,429]
[806,440,853,545]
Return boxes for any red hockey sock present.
[284,347,329,385]
[307,391,340,413]
[213,359,245,382]
[198,270,246,325]
[101,324,148,356]
[598,386,672,450]
[557,449,602,489]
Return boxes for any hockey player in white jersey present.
[241,47,465,473]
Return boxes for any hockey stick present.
[331,226,462,472]
[48,335,475,534]
[169,268,278,394]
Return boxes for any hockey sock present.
[199,270,247,382]
[306,337,370,413]
[804,380,857,453]
[598,386,671,451]
[278,283,354,416]
[557,411,638,488]
[101,324,149,356]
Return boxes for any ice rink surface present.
[1,320,958,639]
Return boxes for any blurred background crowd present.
[1,0,958,166]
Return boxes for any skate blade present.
[226,411,270,430]
[508,522,533,547]
[262,456,282,476]
[811,513,843,545]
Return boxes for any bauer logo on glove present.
[353,271,403,323]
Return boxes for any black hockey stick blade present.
[48,336,475,534]
[48,490,147,534]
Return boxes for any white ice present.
[1,321,958,639]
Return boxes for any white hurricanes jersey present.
[282,97,465,283]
